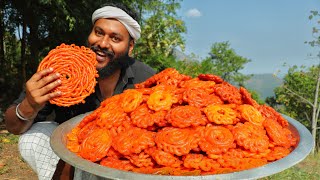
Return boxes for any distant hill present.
[244,74,283,100]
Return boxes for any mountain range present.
[244,73,283,100]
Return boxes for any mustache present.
[90,46,115,58]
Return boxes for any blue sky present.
[178,0,320,74]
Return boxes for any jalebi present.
[66,68,298,176]
[37,43,98,106]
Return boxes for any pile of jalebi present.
[37,43,98,107]
[66,68,297,175]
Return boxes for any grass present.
[0,131,19,145]
[0,131,25,176]
[260,152,320,180]
[0,166,9,175]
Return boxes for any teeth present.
[96,51,106,57]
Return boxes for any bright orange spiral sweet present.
[66,68,298,176]
[145,147,182,168]
[232,122,269,153]
[237,104,265,126]
[100,157,135,171]
[166,105,207,128]
[204,104,238,125]
[112,127,156,155]
[263,118,297,148]
[126,152,154,167]
[183,154,221,172]
[37,43,98,107]
[130,104,155,128]
[155,127,200,156]
[199,124,236,156]
[78,128,112,162]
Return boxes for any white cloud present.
[186,8,202,18]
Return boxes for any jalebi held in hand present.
[37,43,98,107]
[66,68,298,176]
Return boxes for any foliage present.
[202,41,252,86]
[272,10,320,152]
[133,0,186,72]
[170,53,202,77]
[274,65,318,127]
[306,10,320,48]
[246,89,265,104]
[171,42,253,86]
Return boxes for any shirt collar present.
[113,59,135,95]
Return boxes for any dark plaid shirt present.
[14,59,155,124]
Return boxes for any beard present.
[90,45,132,79]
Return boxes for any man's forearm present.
[4,105,35,135]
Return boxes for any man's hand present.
[22,67,62,115]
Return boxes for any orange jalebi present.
[183,88,220,108]
[66,68,298,176]
[239,87,260,108]
[121,89,143,112]
[263,118,297,148]
[166,105,207,128]
[126,152,154,167]
[100,157,135,171]
[78,128,112,162]
[204,104,239,125]
[112,127,155,155]
[214,82,243,104]
[155,127,200,156]
[96,106,128,129]
[130,104,155,128]
[37,43,98,106]
[66,126,81,153]
[147,90,178,111]
[237,104,265,126]
[197,74,224,84]
[259,104,289,127]
[265,146,291,161]
[179,78,216,94]
[183,154,221,172]
[145,147,182,168]
[232,122,269,153]
[198,124,236,156]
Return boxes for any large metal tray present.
[50,112,314,180]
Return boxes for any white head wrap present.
[92,6,141,41]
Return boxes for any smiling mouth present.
[95,50,107,57]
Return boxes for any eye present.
[95,29,103,36]
[112,36,120,42]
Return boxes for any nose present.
[99,36,111,49]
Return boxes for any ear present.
[128,40,134,57]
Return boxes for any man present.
[4,2,155,180]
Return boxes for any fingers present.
[26,68,61,91]
[35,88,62,105]
[31,67,54,82]
[24,68,63,111]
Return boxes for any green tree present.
[133,0,186,71]
[273,65,320,152]
[170,53,203,77]
[273,10,320,153]
[247,89,265,105]
[201,41,252,86]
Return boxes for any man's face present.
[88,18,134,78]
